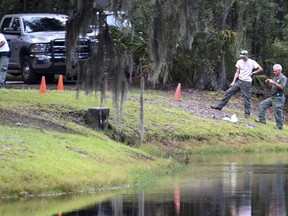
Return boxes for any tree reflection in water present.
[56,154,288,216]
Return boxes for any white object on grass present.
[222,114,238,123]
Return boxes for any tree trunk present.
[84,107,110,130]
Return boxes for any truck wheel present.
[45,74,55,83]
[21,56,40,84]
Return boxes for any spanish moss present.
[66,0,131,124]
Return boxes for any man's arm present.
[230,68,240,86]
[251,65,263,76]
[266,78,285,90]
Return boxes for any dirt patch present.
[0,107,85,134]
[170,89,286,122]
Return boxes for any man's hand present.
[266,79,274,85]
[265,79,274,87]
[230,81,235,87]
[0,40,5,48]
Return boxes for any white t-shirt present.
[0,33,9,52]
[235,58,260,82]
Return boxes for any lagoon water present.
[1,153,288,216]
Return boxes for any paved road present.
[6,80,77,90]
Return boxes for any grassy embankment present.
[0,87,287,197]
[0,88,180,197]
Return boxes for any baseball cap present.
[240,50,248,57]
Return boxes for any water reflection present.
[1,153,288,216]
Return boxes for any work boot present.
[255,119,266,124]
[244,114,250,118]
[210,105,222,110]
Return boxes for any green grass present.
[0,88,288,197]
[0,126,174,196]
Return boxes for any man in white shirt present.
[211,50,263,118]
[0,33,10,88]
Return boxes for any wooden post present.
[84,107,109,130]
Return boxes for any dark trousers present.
[0,55,9,87]
[217,80,252,115]
[258,96,285,129]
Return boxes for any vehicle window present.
[105,12,130,28]
[106,14,128,27]
[11,18,20,31]
[1,18,12,32]
[23,16,68,33]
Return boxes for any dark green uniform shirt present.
[271,75,287,96]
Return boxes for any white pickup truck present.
[0,13,92,84]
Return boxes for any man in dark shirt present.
[255,64,287,130]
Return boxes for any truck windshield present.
[23,16,68,33]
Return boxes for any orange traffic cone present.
[57,75,64,92]
[174,83,181,101]
[39,76,47,94]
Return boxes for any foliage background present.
[1,0,288,90]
